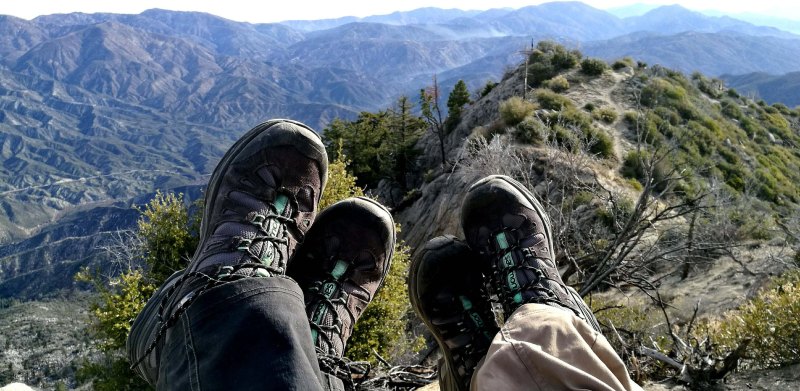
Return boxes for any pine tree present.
[446,79,470,131]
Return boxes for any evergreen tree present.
[445,79,470,131]
[323,98,425,190]
[385,96,425,190]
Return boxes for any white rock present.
[0,383,37,391]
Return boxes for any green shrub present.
[528,62,559,87]
[580,58,608,76]
[548,124,580,152]
[480,80,497,98]
[721,99,743,119]
[544,75,570,92]
[612,57,634,70]
[623,111,640,125]
[584,102,596,112]
[588,129,615,159]
[527,41,582,87]
[626,177,644,191]
[499,96,537,126]
[701,271,800,369]
[515,117,548,144]
[535,89,573,111]
[621,150,668,185]
[772,103,790,115]
[549,107,593,131]
[593,107,618,124]
[653,107,681,125]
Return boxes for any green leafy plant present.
[580,58,608,76]
[544,75,570,92]
[499,96,537,126]
[700,271,800,369]
[593,107,618,124]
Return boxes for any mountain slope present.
[722,71,800,107]
[585,31,800,75]
[1,4,800,305]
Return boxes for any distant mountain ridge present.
[1,1,800,299]
[722,72,800,107]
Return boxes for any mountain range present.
[1,1,800,299]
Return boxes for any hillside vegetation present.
[390,41,800,388]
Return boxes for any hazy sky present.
[1,1,798,23]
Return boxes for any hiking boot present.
[287,197,395,359]
[461,175,600,331]
[409,235,499,391]
[186,119,328,278]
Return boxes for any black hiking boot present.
[161,119,328,321]
[287,197,395,379]
[409,235,499,391]
[461,175,600,331]
[187,119,328,277]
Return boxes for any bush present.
[588,129,615,159]
[544,75,570,92]
[75,191,198,390]
[580,58,608,76]
[499,96,537,126]
[622,150,654,182]
[515,117,548,144]
[593,107,618,124]
[480,80,497,98]
[612,57,634,70]
[720,99,743,120]
[527,41,582,87]
[535,89,573,111]
[701,271,800,369]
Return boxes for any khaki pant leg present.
[471,303,643,391]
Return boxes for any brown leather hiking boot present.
[409,235,499,391]
[461,175,600,331]
[287,197,395,361]
[187,119,328,277]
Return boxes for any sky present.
[0,0,798,23]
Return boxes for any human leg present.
[471,303,642,391]
[461,174,640,391]
[127,119,329,390]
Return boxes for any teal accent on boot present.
[496,232,509,250]
[275,194,289,214]
[331,260,348,279]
